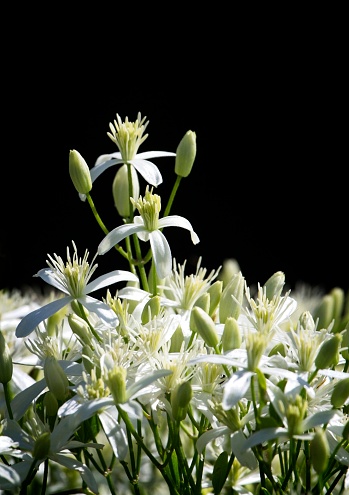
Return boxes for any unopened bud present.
[0,331,13,384]
[69,149,92,195]
[331,377,349,408]
[313,295,334,330]
[33,431,51,460]
[218,259,240,289]
[141,296,161,324]
[112,163,140,218]
[192,306,219,348]
[68,313,92,346]
[43,391,59,417]
[107,366,127,405]
[207,280,223,317]
[190,294,210,332]
[315,334,342,370]
[44,356,70,401]
[175,130,196,178]
[310,428,329,474]
[342,324,349,360]
[264,271,285,300]
[221,317,241,352]
[219,272,244,324]
[46,302,68,336]
[172,381,192,421]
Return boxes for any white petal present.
[90,157,122,182]
[11,379,48,421]
[98,223,145,255]
[15,296,72,338]
[127,369,173,401]
[149,230,172,279]
[222,370,255,409]
[158,215,200,244]
[136,151,176,160]
[196,426,230,455]
[35,268,69,293]
[99,408,128,460]
[0,464,21,489]
[94,152,122,166]
[86,269,139,293]
[130,158,163,186]
[243,427,289,450]
[49,453,99,494]
[80,295,118,326]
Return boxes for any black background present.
[1,13,347,298]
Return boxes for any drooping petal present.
[79,295,118,326]
[149,230,172,279]
[49,453,98,494]
[98,223,145,255]
[11,379,48,420]
[85,269,139,293]
[130,158,163,186]
[99,408,128,460]
[196,426,230,455]
[158,215,200,244]
[15,296,72,338]
[222,370,255,409]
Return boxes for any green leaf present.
[212,451,228,494]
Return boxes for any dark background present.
[1,16,347,298]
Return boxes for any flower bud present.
[218,259,240,288]
[189,294,210,332]
[172,381,192,422]
[207,280,223,317]
[107,366,127,405]
[68,313,92,346]
[175,130,196,178]
[112,163,140,218]
[341,324,349,360]
[264,271,285,300]
[33,432,51,460]
[69,149,92,195]
[141,295,161,324]
[192,306,219,348]
[313,294,334,330]
[46,302,68,336]
[310,428,329,474]
[315,333,342,370]
[331,377,349,408]
[43,391,59,417]
[0,330,13,384]
[342,420,349,441]
[221,317,241,352]
[44,356,70,401]
[219,272,245,324]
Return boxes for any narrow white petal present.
[149,230,172,279]
[80,295,118,326]
[98,223,145,255]
[135,151,176,160]
[11,379,48,421]
[130,159,163,186]
[158,215,200,244]
[15,297,72,338]
[99,409,128,460]
[49,453,98,494]
[35,268,69,293]
[94,152,122,166]
[196,426,230,455]
[90,158,123,182]
[86,270,139,293]
[222,370,255,409]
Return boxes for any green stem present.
[163,176,182,218]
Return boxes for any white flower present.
[16,242,138,338]
[80,112,175,201]
[98,187,200,279]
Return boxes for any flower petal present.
[135,151,176,160]
[98,223,145,255]
[158,215,200,244]
[35,268,69,293]
[149,230,172,279]
[222,370,255,409]
[80,295,118,326]
[99,408,128,460]
[86,269,139,293]
[15,296,72,338]
[130,159,163,186]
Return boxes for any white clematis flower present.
[16,241,138,338]
[98,187,200,279]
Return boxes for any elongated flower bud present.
[310,428,329,474]
[331,377,349,408]
[112,163,140,218]
[107,366,127,405]
[342,324,349,360]
[207,280,223,317]
[192,306,219,348]
[44,356,70,401]
[69,149,92,195]
[68,313,92,346]
[141,296,161,324]
[313,294,334,330]
[315,334,342,370]
[219,272,244,324]
[175,130,196,177]
[172,381,192,422]
[0,331,13,384]
[264,271,285,300]
[43,391,59,417]
[221,317,241,352]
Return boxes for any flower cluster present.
[1,112,349,495]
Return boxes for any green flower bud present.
[207,280,223,317]
[218,258,240,289]
[221,317,241,352]
[264,271,285,300]
[342,420,349,441]
[341,324,349,360]
[69,149,92,195]
[315,334,342,370]
[33,431,51,460]
[331,377,349,408]
[219,272,245,324]
[82,345,97,376]
[70,299,89,318]
[192,306,219,348]
[46,302,68,336]
[112,163,140,218]
[107,366,127,405]
[313,294,334,330]
[189,294,210,332]
[310,428,329,474]
[175,130,196,177]
[141,296,161,324]
[44,356,70,401]
[169,325,184,353]
[0,330,13,384]
[68,313,92,346]
[172,381,192,422]
[43,391,59,417]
